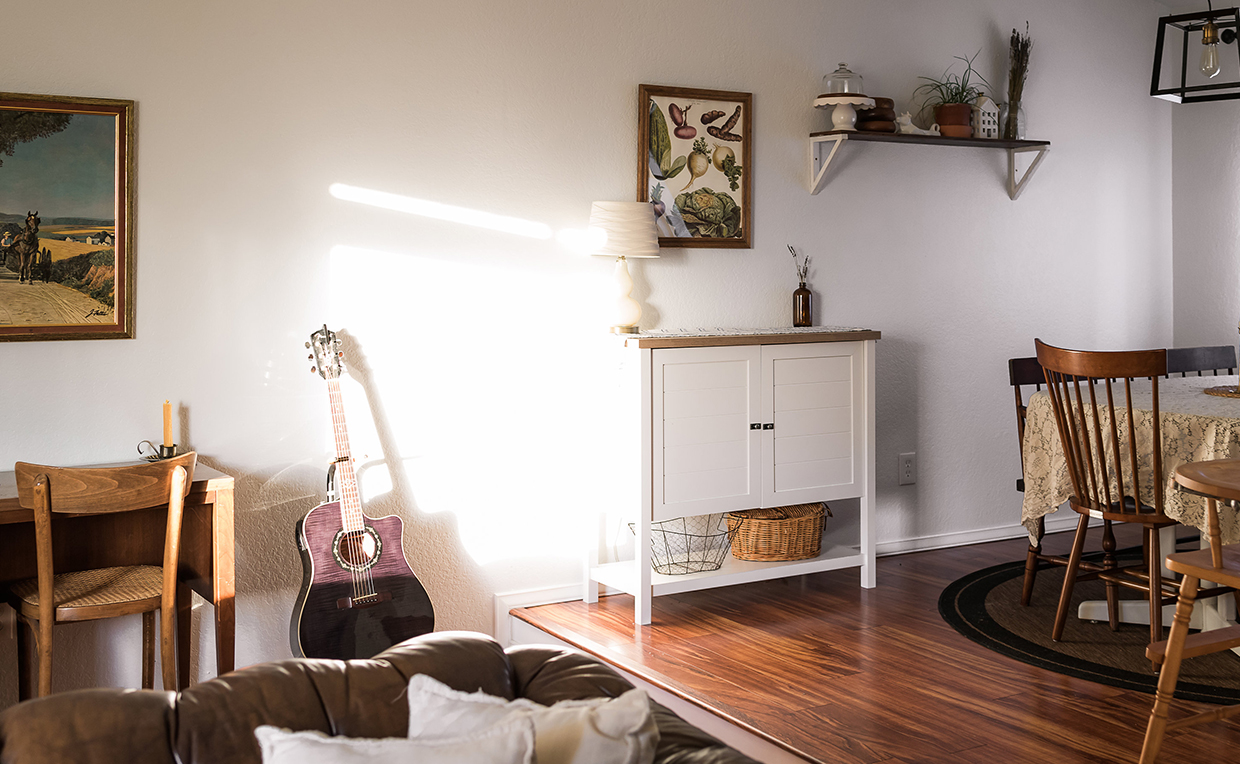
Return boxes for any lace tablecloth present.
[1020,375,1240,544]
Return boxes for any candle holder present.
[138,440,181,461]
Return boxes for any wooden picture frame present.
[638,84,752,249]
[0,92,135,341]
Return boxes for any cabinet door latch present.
[750,423,761,430]
[763,423,775,430]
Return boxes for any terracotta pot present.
[934,103,972,126]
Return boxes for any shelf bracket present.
[809,133,848,195]
[1007,144,1049,201]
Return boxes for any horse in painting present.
[13,211,40,284]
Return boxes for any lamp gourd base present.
[611,325,639,335]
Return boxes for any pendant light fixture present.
[1151,2,1240,102]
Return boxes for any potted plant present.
[913,51,992,138]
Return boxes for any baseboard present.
[875,512,1087,556]
[492,584,588,646]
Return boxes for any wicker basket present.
[726,503,830,561]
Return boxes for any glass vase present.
[1000,101,1026,140]
[793,282,812,327]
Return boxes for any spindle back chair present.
[1033,340,1178,649]
[1140,459,1240,763]
[3,453,196,698]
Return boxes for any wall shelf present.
[809,130,1051,200]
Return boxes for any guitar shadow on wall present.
[332,329,491,635]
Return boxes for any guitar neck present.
[326,377,365,532]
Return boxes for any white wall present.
[0,0,1172,701]
[1172,100,1240,348]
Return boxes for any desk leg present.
[213,486,236,675]
[177,579,192,690]
[15,613,32,702]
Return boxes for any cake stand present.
[813,94,877,132]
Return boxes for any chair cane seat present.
[10,565,163,614]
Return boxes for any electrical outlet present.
[898,452,917,485]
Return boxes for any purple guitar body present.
[289,325,435,660]
[291,501,434,660]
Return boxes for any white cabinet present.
[586,329,879,625]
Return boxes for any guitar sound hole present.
[331,527,382,573]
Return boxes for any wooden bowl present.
[856,106,896,122]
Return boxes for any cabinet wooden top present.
[624,328,881,349]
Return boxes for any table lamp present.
[588,201,660,334]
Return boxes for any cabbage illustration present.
[674,188,742,239]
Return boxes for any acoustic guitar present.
[289,325,435,659]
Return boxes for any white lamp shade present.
[588,202,660,259]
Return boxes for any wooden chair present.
[1033,340,1180,647]
[1165,344,1237,377]
[1140,459,1240,763]
[4,453,196,699]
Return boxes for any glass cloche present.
[820,63,865,96]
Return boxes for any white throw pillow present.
[407,674,542,739]
[406,674,659,764]
[254,719,534,764]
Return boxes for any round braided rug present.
[939,549,1240,704]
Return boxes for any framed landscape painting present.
[638,84,752,249]
[0,92,134,341]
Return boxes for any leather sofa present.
[0,631,757,764]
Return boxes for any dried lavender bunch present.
[789,245,811,282]
[1005,22,1033,138]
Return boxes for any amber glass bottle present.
[793,282,812,327]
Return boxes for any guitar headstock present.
[307,325,344,379]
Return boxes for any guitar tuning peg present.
[310,366,317,374]
[308,353,314,360]
[305,342,311,349]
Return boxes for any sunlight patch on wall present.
[330,183,553,240]
[327,244,628,568]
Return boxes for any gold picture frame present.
[0,91,135,341]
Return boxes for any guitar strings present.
[328,377,378,602]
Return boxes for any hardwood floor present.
[512,527,1240,763]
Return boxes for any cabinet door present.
[761,342,861,506]
[651,345,761,521]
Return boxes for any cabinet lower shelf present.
[590,543,864,598]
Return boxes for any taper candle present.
[163,400,172,448]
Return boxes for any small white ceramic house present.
[973,95,999,139]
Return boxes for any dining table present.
[1021,373,1240,546]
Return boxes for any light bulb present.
[1202,20,1222,78]
[1202,42,1222,78]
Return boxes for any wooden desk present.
[0,463,235,689]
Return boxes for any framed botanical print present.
[638,84,751,249]
[0,91,135,341]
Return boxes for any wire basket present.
[630,514,733,575]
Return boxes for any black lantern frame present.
[1151,6,1240,102]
